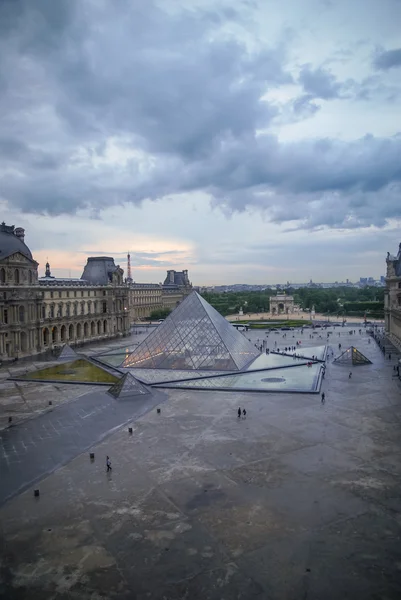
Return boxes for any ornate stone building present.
[128,270,193,322]
[0,224,129,360]
[384,243,401,348]
[128,283,163,321]
[269,293,299,316]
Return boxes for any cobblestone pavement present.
[0,327,401,599]
[0,389,165,506]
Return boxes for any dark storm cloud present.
[0,0,400,230]
[373,47,401,70]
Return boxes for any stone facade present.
[269,293,298,315]
[0,224,129,360]
[384,243,401,349]
[128,270,193,322]
[128,283,163,321]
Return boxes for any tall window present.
[0,268,5,284]
[15,269,20,284]
[19,306,25,322]
[4,309,8,324]
[57,303,63,317]
[42,305,46,319]
[74,302,78,316]
[50,304,55,318]
[81,301,85,315]
[28,271,32,284]
[102,301,107,314]
[66,304,71,317]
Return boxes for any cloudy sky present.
[1,0,400,284]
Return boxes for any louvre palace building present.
[385,242,401,349]
[0,223,191,361]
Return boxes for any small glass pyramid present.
[121,291,260,371]
[108,372,150,398]
[58,344,79,361]
[333,346,372,365]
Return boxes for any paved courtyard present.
[1,328,401,599]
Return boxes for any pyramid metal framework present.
[333,346,372,366]
[121,291,260,371]
[108,372,150,398]
[58,344,79,361]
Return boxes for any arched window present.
[81,301,85,315]
[15,269,20,284]
[66,303,71,317]
[19,306,25,322]
[57,303,63,318]
[74,302,78,316]
[0,268,5,283]
[50,304,55,318]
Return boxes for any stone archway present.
[91,321,96,336]
[278,303,285,312]
[76,323,82,339]
[60,325,67,342]
[69,324,74,340]
[103,320,108,333]
[84,322,89,337]
[51,327,58,344]
[43,328,49,346]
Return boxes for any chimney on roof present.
[15,227,25,242]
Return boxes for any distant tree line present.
[201,287,384,318]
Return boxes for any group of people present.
[237,407,247,419]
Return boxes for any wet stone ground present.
[1,327,401,599]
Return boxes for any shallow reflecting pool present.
[17,359,119,384]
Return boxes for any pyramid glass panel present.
[58,344,79,361]
[122,291,260,371]
[333,346,372,365]
[153,363,322,393]
[123,368,228,385]
[108,373,150,398]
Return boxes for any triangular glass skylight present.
[121,291,260,371]
[333,346,372,365]
[58,344,79,360]
[108,372,150,398]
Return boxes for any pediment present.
[4,252,36,265]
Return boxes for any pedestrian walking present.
[106,456,112,472]
[242,409,247,419]
[349,372,352,379]
[238,407,241,418]
[321,392,325,404]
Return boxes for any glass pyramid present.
[121,291,260,371]
[108,372,150,398]
[58,344,79,361]
[333,346,372,365]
